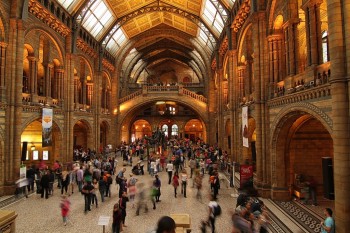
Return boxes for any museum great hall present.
[0,0,349,232]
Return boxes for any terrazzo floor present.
[2,161,237,233]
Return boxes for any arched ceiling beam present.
[115,29,212,82]
[124,44,206,84]
[101,3,218,46]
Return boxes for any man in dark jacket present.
[82,181,94,213]
[40,171,50,199]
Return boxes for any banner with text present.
[242,106,249,147]
[42,108,53,147]
[240,165,253,188]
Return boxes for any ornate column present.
[252,12,271,198]
[86,83,93,107]
[3,18,24,193]
[237,65,246,100]
[74,75,79,108]
[55,67,64,101]
[327,0,350,231]
[81,79,87,106]
[303,0,322,66]
[268,34,283,97]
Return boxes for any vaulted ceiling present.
[56,0,236,82]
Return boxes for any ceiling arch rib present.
[123,38,207,83]
[116,28,212,82]
[100,4,219,55]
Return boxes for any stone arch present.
[237,23,252,61]
[73,118,93,151]
[76,55,94,78]
[21,113,63,134]
[20,117,63,164]
[270,103,333,197]
[24,27,64,63]
[73,118,92,134]
[0,6,9,41]
[119,99,208,143]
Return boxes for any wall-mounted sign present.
[33,150,39,160]
[43,151,49,160]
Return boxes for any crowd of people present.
[16,137,335,233]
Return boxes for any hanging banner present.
[42,108,53,147]
[242,106,249,147]
[240,165,253,188]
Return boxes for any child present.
[60,195,71,226]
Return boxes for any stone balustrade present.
[268,84,331,108]
[118,86,207,104]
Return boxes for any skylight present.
[202,0,227,35]
[105,26,127,56]
[80,0,115,40]
[56,0,76,13]
[198,23,216,51]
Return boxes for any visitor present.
[207,194,219,233]
[60,194,71,226]
[128,174,137,208]
[166,161,174,184]
[180,169,188,198]
[98,176,106,202]
[112,202,122,233]
[82,181,94,213]
[155,216,176,233]
[321,208,335,233]
[119,191,129,228]
[91,178,99,208]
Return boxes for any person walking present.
[128,174,137,208]
[166,161,174,184]
[207,194,219,233]
[189,157,196,178]
[172,171,179,198]
[321,208,335,233]
[60,195,71,226]
[40,170,50,199]
[180,169,188,198]
[91,178,99,208]
[112,202,122,233]
[98,176,106,202]
[82,181,94,213]
[153,174,161,202]
[119,191,129,228]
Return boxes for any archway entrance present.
[184,119,203,142]
[100,121,109,151]
[273,114,334,201]
[131,119,152,142]
[73,120,92,153]
[21,119,62,166]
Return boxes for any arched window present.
[322,31,329,63]
[171,124,178,136]
[162,125,168,137]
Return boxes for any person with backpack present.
[207,194,221,233]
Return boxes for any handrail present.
[118,86,208,104]
[268,84,331,108]
[118,90,142,104]
[182,88,207,103]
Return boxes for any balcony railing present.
[268,84,331,108]
[118,85,207,104]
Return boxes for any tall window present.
[322,31,329,63]
[162,125,168,137]
[171,124,178,136]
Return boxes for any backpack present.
[107,175,113,185]
[213,204,222,216]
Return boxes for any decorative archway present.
[184,119,203,142]
[21,118,62,166]
[73,119,92,154]
[270,105,333,200]
[131,119,152,142]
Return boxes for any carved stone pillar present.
[74,76,79,108]
[327,0,350,231]
[303,0,322,66]
[238,65,246,101]
[0,43,8,102]
[55,67,64,100]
